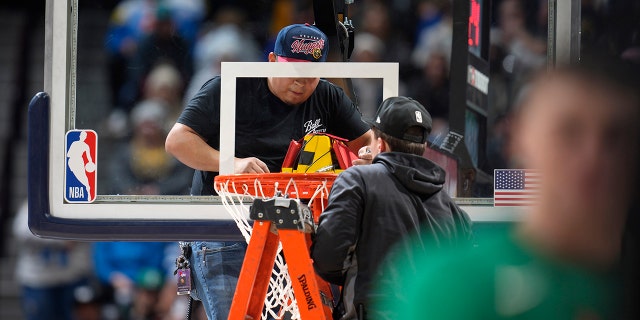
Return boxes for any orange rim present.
[214,172,337,199]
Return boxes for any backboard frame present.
[29,0,521,241]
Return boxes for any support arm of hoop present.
[250,198,313,232]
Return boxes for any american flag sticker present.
[493,169,540,207]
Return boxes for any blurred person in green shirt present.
[372,58,640,320]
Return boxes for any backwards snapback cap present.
[274,23,328,62]
[368,96,433,143]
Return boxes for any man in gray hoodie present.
[311,96,473,320]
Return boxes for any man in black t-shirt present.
[165,24,371,319]
[169,76,370,195]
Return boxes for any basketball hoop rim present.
[214,172,338,200]
[215,172,338,182]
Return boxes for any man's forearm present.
[166,124,220,172]
[346,129,373,154]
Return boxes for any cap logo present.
[291,36,325,59]
[312,48,322,59]
[415,111,423,123]
[376,116,381,123]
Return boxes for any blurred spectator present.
[358,1,414,77]
[407,51,450,121]
[105,0,159,109]
[269,0,295,38]
[13,201,94,320]
[192,7,258,71]
[163,0,207,45]
[184,9,261,103]
[484,0,548,174]
[108,100,192,196]
[105,0,203,105]
[373,59,640,319]
[185,24,260,103]
[108,63,186,139]
[411,0,452,69]
[142,63,185,129]
[121,7,193,110]
[350,32,385,118]
[93,241,170,320]
[493,0,546,74]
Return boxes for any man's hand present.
[352,146,373,166]
[235,157,270,173]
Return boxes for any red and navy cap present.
[274,23,328,62]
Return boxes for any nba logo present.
[64,130,97,203]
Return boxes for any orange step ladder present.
[228,196,335,320]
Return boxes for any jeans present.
[189,241,247,320]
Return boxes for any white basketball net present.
[215,176,331,320]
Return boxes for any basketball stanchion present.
[215,173,337,320]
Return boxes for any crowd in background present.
[10,0,640,319]
[96,0,640,195]
[13,200,188,320]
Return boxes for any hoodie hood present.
[374,152,445,196]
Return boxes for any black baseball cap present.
[274,24,328,62]
[367,96,432,143]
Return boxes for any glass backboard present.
[29,0,520,241]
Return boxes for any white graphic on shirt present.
[304,119,326,134]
